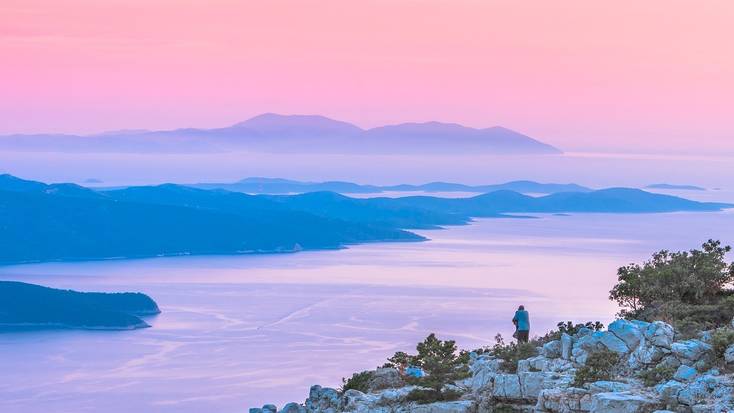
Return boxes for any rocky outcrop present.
[252,319,734,413]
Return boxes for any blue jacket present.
[513,310,530,331]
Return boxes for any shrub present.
[638,364,676,387]
[572,349,619,387]
[490,333,538,373]
[535,321,605,345]
[610,240,734,316]
[385,333,470,391]
[711,328,734,361]
[340,370,373,393]
[406,388,462,404]
[382,351,415,369]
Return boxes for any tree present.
[609,240,734,331]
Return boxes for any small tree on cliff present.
[609,239,734,334]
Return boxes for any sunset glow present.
[2,0,733,153]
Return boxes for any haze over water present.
[1,211,733,413]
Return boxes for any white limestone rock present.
[671,340,712,364]
[589,391,661,413]
[673,365,698,382]
[608,319,644,351]
[407,400,475,413]
[561,333,574,361]
[542,340,563,359]
[535,387,592,413]
[587,381,632,394]
[724,344,734,364]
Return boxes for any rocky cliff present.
[251,317,734,413]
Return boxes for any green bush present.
[384,333,470,391]
[340,370,373,393]
[490,333,538,373]
[535,321,605,345]
[572,349,619,387]
[711,328,734,361]
[638,364,676,386]
[406,388,462,404]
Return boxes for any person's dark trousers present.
[517,330,529,343]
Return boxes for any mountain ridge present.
[0,113,561,155]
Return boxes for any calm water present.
[1,211,733,412]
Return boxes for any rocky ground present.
[250,318,734,413]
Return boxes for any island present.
[646,183,706,191]
[0,281,160,331]
[0,174,731,264]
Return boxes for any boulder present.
[673,365,698,382]
[542,340,563,359]
[589,392,661,413]
[608,319,643,350]
[599,332,631,355]
[305,385,340,413]
[587,381,632,394]
[655,380,684,404]
[280,403,306,413]
[250,409,263,413]
[492,374,522,400]
[643,322,675,349]
[535,387,592,413]
[409,400,476,413]
[671,340,712,364]
[561,333,574,361]
[368,368,405,391]
[262,405,277,413]
[724,344,734,364]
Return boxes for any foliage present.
[535,321,605,345]
[405,388,462,404]
[711,328,734,361]
[340,370,373,393]
[384,333,470,391]
[383,351,414,369]
[572,349,619,387]
[609,240,734,332]
[638,364,676,387]
[490,333,538,373]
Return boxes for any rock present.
[599,331,631,355]
[305,385,340,413]
[673,365,698,382]
[279,403,305,413]
[561,333,574,361]
[643,322,675,349]
[249,409,263,413]
[262,405,277,413]
[535,387,592,413]
[492,373,522,400]
[409,400,475,413]
[671,340,712,364]
[587,381,632,393]
[655,380,684,404]
[608,319,644,350]
[542,340,562,359]
[676,374,727,406]
[590,391,661,413]
[724,344,734,364]
[368,368,404,391]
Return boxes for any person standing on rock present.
[512,305,530,343]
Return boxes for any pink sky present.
[1,0,733,153]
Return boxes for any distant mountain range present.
[190,177,591,195]
[0,174,730,264]
[0,113,561,155]
[646,183,706,191]
[0,281,159,330]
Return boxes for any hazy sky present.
[1,1,733,153]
